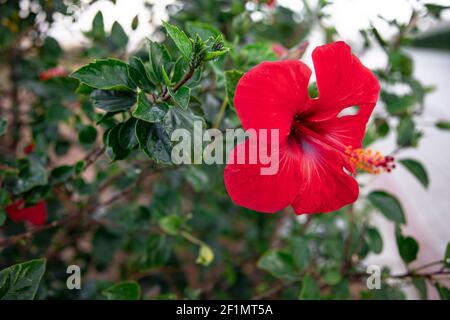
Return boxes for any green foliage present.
[257,250,297,282]
[110,22,128,49]
[435,120,450,130]
[299,275,321,300]
[395,226,419,264]
[91,89,137,112]
[163,21,193,60]
[4,158,49,195]
[103,281,141,300]
[168,86,191,109]
[435,283,450,300]
[399,159,429,188]
[365,227,383,254]
[367,191,406,224]
[72,59,136,91]
[0,259,46,300]
[79,125,98,145]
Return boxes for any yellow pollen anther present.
[345,146,395,175]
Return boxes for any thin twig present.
[0,218,71,248]
[161,66,195,101]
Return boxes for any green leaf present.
[0,207,6,226]
[399,159,429,188]
[162,21,192,59]
[118,117,138,150]
[185,67,203,88]
[78,125,97,145]
[395,225,419,264]
[0,117,7,136]
[425,4,450,19]
[196,244,214,266]
[103,281,140,300]
[204,48,229,61]
[131,15,139,30]
[105,124,131,161]
[128,57,155,93]
[371,26,388,48]
[88,11,105,40]
[133,91,169,122]
[161,65,171,86]
[389,50,413,77]
[224,70,244,108]
[71,59,136,91]
[147,40,171,85]
[110,21,128,49]
[397,117,420,147]
[257,250,297,282]
[0,259,46,300]
[96,111,121,125]
[374,117,390,137]
[382,91,415,115]
[74,161,85,174]
[76,82,95,96]
[289,236,310,269]
[163,106,204,164]
[91,89,136,113]
[435,120,450,130]
[50,165,74,185]
[171,57,189,83]
[435,283,450,300]
[299,275,321,300]
[159,215,184,236]
[168,86,190,109]
[361,284,406,300]
[135,120,172,164]
[323,269,342,286]
[365,227,383,254]
[412,278,427,300]
[367,191,406,224]
[6,159,48,194]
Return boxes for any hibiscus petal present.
[234,60,312,140]
[22,201,48,226]
[224,138,302,213]
[291,135,359,214]
[6,200,48,226]
[304,41,380,123]
[306,102,374,151]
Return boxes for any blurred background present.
[0,0,449,300]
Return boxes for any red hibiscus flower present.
[24,143,35,155]
[6,199,48,226]
[39,67,68,81]
[224,41,393,215]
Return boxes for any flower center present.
[345,146,395,175]
[290,114,395,175]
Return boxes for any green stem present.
[213,96,228,129]
[161,66,195,102]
